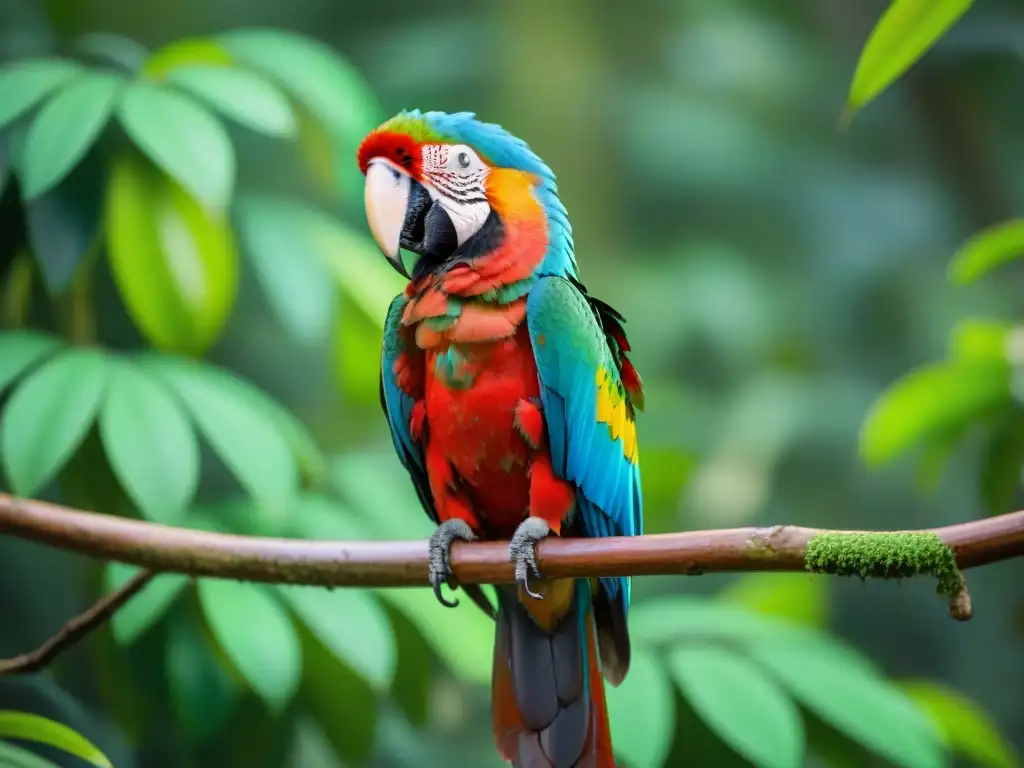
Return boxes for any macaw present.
[358,110,644,768]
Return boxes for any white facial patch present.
[421,143,491,246]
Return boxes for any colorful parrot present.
[357,110,644,768]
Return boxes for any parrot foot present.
[428,519,476,608]
[509,517,551,600]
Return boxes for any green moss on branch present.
[804,531,964,598]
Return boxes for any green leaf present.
[106,151,238,355]
[948,318,1012,362]
[669,646,803,768]
[979,409,1024,515]
[847,0,974,115]
[105,562,189,644]
[20,71,122,199]
[0,711,112,768]
[73,33,149,73]
[860,361,1010,465]
[0,332,60,395]
[140,356,298,518]
[166,615,242,743]
[1,348,108,496]
[0,741,61,768]
[278,584,396,691]
[607,648,674,768]
[117,81,234,209]
[948,220,1024,285]
[233,195,338,344]
[0,60,81,131]
[98,359,199,522]
[748,642,944,768]
[164,65,295,137]
[198,580,302,712]
[901,679,1019,768]
[217,28,379,144]
[719,573,827,628]
[318,217,406,324]
[333,301,384,407]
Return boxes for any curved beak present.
[364,159,412,278]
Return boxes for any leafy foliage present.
[0,711,112,767]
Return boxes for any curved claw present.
[428,519,476,609]
[509,517,551,601]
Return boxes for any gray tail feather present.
[491,584,610,768]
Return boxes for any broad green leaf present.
[233,195,338,344]
[164,65,295,137]
[278,585,396,691]
[0,348,108,496]
[319,219,406,324]
[860,361,1010,465]
[106,151,238,355]
[949,220,1024,285]
[901,679,1019,768]
[669,646,802,768]
[141,37,232,79]
[847,0,974,115]
[105,562,189,644]
[199,580,302,712]
[0,741,61,768]
[217,28,379,144]
[140,356,298,517]
[0,332,60,395]
[166,616,242,743]
[20,71,122,199]
[118,81,234,209]
[0,60,81,130]
[333,301,384,407]
[948,318,1012,362]
[607,648,674,768]
[99,360,199,522]
[749,643,944,768]
[0,711,112,768]
[979,410,1024,515]
[719,573,827,628]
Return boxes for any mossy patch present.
[804,531,964,598]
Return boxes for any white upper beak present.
[364,159,411,275]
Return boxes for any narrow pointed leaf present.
[99,360,199,522]
[106,151,238,355]
[0,332,61,395]
[860,361,1010,465]
[0,741,61,768]
[164,66,295,137]
[0,60,81,130]
[139,356,298,515]
[0,711,112,768]
[199,580,301,712]
[607,649,674,768]
[948,219,1024,284]
[20,71,122,199]
[669,646,803,768]
[1,348,108,496]
[233,195,338,343]
[847,0,974,114]
[118,81,234,209]
[105,563,189,644]
[749,642,945,768]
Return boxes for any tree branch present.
[1,493,1022,586]
[0,568,156,675]
[0,493,1022,674]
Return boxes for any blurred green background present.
[0,0,1022,766]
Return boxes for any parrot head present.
[357,110,575,283]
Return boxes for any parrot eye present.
[456,151,471,169]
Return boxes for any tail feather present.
[492,581,616,768]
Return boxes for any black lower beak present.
[399,179,459,276]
